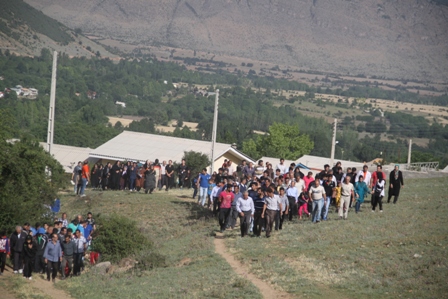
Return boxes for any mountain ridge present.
[23,0,448,81]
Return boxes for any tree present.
[263,123,314,160]
[242,124,314,160]
[0,110,65,230]
[182,151,210,175]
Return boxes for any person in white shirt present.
[339,176,355,219]
[211,182,223,216]
[276,187,289,230]
[276,158,288,175]
[73,229,86,276]
[261,188,282,238]
[355,165,371,184]
[309,178,326,223]
[286,181,299,221]
[236,191,254,237]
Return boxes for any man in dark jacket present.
[34,231,48,273]
[10,226,27,274]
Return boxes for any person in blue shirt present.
[197,168,211,207]
[81,221,93,245]
[354,175,370,213]
[43,233,62,282]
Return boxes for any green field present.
[4,178,447,299]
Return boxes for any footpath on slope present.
[214,233,292,299]
[1,265,71,299]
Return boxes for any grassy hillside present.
[0,0,73,44]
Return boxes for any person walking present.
[277,187,289,230]
[71,161,82,194]
[249,183,265,237]
[43,233,62,282]
[80,160,90,197]
[73,230,86,276]
[372,172,385,212]
[339,176,355,220]
[388,165,404,204]
[61,234,76,279]
[0,230,10,275]
[286,181,299,221]
[354,175,370,213]
[10,226,27,274]
[144,164,156,194]
[165,160,175,191]
[236,191,254,237]
[309,178,326,223]
[197,168,211,206]
[322,174,335,221]
[218,184,235,233]
[261,188,281,238]
[177,159,188,189]
[228,185,242,229]
[22,235,37,280]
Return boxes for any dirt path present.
[1,266,71,299]
[214,234,293,299]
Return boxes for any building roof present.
[89,131,234,163]
[296,155,366,171]
[39,142,92,173]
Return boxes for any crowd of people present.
[0,212,96,281]
[71,159,192,196]
[193,159,404,238]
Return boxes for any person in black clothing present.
[334,167,343,183]
[22,235,37,279]
[34,231,47,273]
[319,164,330,180]
[249,183,265,237]
[388,165,404,204]
[177,159,188,189]
[332,161,342,176]
[10,226,27,274]
[165,160,175,191]
[109,161,120,190]
[101,162,111,190]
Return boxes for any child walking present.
[298,192,310,219]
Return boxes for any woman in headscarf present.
[388,164,404,204]
[144,164,156,194]
[354,175,370,213]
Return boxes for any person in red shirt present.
[80,160,90,197]
[218,184,235,233]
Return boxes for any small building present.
[89,131,254,172]
[39,143,93,173]
[115,101,126,108]
[87,90,97,99]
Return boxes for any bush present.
[92,214,153,263]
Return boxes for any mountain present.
[0,0,116,58]
[22,0,448,81]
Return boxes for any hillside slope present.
[24,0,448,81]
[0,0,116,58]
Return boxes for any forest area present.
[0,49,447,167]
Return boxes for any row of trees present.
[0,50,447,167]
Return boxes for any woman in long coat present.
[388,164,404,204]
[144,165,156,194]
[135,166,145,192]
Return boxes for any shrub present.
[92,214,153,263]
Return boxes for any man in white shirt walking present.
[236,191,254,237]
[261,188,282,238]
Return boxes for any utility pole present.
[407,139,412,169]
[210,89,219,174]
[46,51,58,155]
[330,118,337,167]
